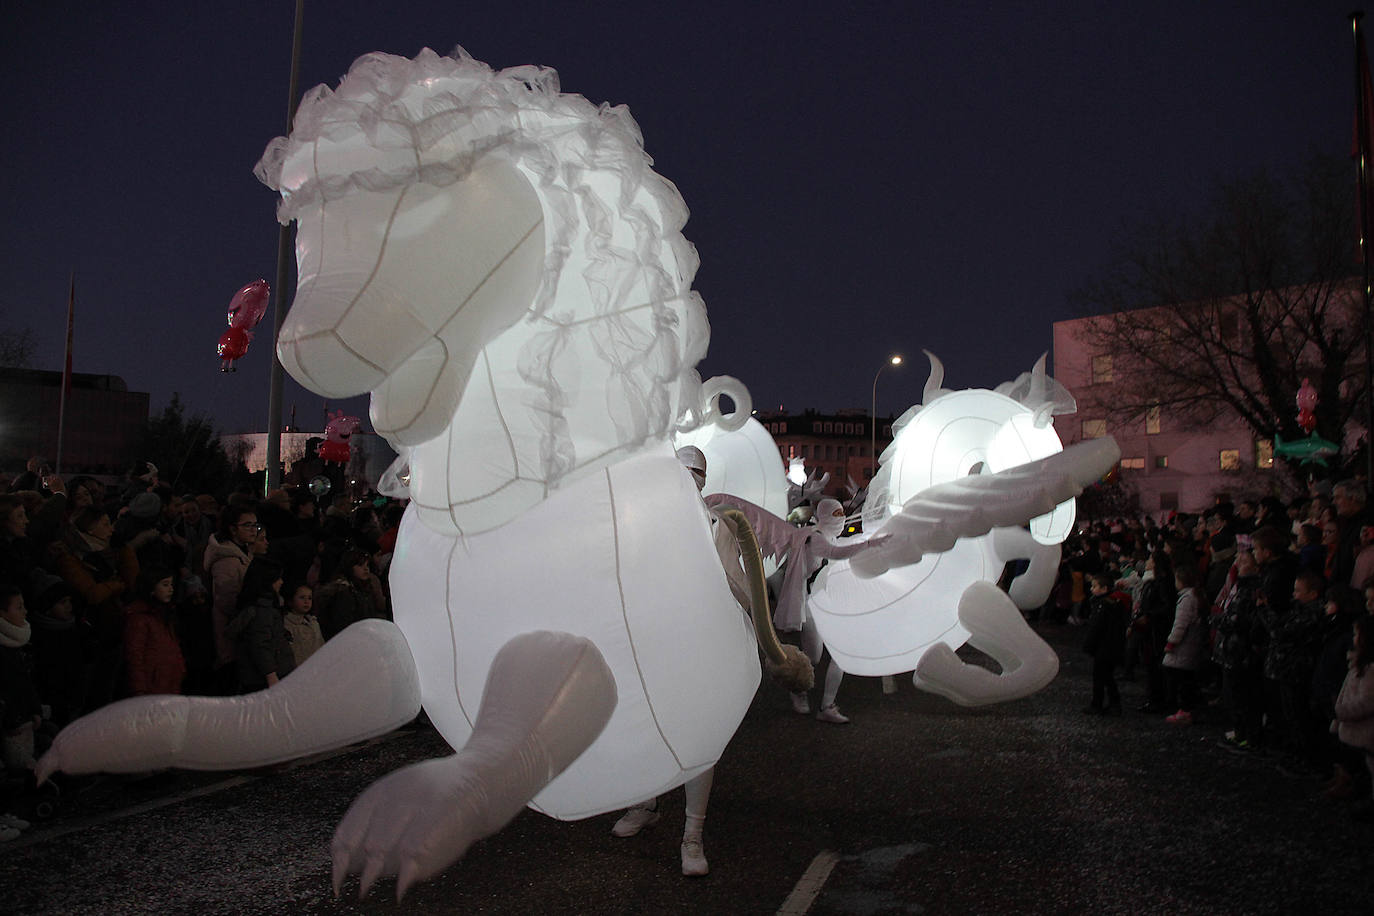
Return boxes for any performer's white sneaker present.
[816,704,850,724]
[611,804,660,837]
[790,692,811,715]
[681,837,709,876]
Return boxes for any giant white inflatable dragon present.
[37,49,1117,898]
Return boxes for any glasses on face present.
[237,522,262,532]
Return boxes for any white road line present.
[776,849,840,916]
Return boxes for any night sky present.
[1,1,1358,436]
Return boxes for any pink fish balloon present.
[217,279,271,371]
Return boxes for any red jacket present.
[124,599,186,696]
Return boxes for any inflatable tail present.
[715,507,814,692]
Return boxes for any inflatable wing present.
[852,436,1120,579]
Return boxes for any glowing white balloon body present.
[392,449,757,817]
[811,383,1079,699]
[675,416,789,522]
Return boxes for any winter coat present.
[204,536,251,668]
[314,575,386,641]
[282,611,324,667]
[123,598,186,696]
[1311,611,1355,721]
[1263,598,1324,685]
[0,638,41,732]
[1335,659,1374,754]
[28,609,86,725]
[1163,587,1207,671]
[55,539,136,641]
[235,595,296,693]
[1083,591,1129,665]
[1211,574,1264,670]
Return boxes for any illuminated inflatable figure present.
[36,49,1118,898]
[807,352,1083,704]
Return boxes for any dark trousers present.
[1165,666,1198,712]
[1091,657,1121,709]
[1279,679,1319,762]
[1221,666,1263,743]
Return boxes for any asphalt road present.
[3,621,1371,915]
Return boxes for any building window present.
[1145,405,1161,435]
[1219,448,1241,471]
[1082,419,1107,439]
[1155,455,1168,469]
[1160,491,1179,511]
[1255,439,1273,469]
[1091,354,1114,384]
[823,422,833,433]
[1121,457,1145,470]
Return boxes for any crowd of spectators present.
[1040,482,1374,820]
[0,456,400,840]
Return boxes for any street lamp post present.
[870,354,903,479]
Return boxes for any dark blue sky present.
[0,1,1358,434]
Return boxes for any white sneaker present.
[789,692,811,715]
[611,804,660,837]
[0,826,19,842]
[816,704,850,724]
[0,813,30,831]
[680,837,709,876]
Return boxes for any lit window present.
[1145,405,1161,435]
[1091,355,1114,384]
[1121,457,1145,470]
[1219,449,1240,470]
[1155,455,1168,469]
[1082,419,1107,439]
[1255,439,1273,469]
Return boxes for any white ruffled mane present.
[258,48,718,534]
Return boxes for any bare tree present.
[1069,155,1365,451]
[0,325,35,369]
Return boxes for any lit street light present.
[870,354,903,479]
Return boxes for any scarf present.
[0,615,32,647]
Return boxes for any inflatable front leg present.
[36,619,421,781]
[331,630,617,901]
[912,581,1059,706]
[991,526,1063,611]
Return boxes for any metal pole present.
[264,0,305,496]
[870,355,902,479]
[1355,12,1374,486]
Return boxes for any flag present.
[1353,17,1374,261]
[62,273,74,403]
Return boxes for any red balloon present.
[218,328,250,361]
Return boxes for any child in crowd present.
[1082,573,1129,715]
[233,558,295,693]
[123,566,186,696]
[1212,550,1265,751]
[0,584,39,839]
[282,582,324,668]
[1163,563,1207,724]
[1333,614,1374,821]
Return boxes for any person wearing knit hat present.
[25,569,82,727]
[128,492,162,520]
